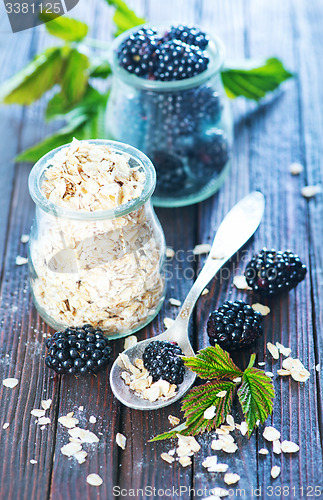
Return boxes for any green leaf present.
[40,12,88,42]
[89,57,111,78]
[60,48,89,104]
[46,85,107,121]
[221,57,293,101]
[15,114,88,163]
[237,367,275,436]
[0,47,64,105]
[149,422,189,442]
[181,380,236,435]
[182,345,242,380]
[106,0,146,36]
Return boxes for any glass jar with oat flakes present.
[28,139,166,338]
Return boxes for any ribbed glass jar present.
[106,25,233,207]
[28,140,166,339]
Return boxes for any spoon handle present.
[175,191,265,327]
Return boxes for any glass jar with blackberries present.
[106,24,233,207]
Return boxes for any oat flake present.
[301,185,321,198]
[30,459,37,464]
[166,247,175,259]
[252,303,270,316]
[193,243,211,255]
[58,414,79,429]
[61,442,82,457]
[161,452,175,464]
[31,409,46,418]
[89,416,97,424]
[68,427,99,444]
[289,162,304,175]
[15,256,28,266]
[259,448,269,455]
[224,473,240,485]
[263,426,280,442]
[179,456,191,467]
[204,405,216,419]
[216,391,227,398]
[271,465,281,479]
[267,342,279,360]
[281,440,300,453]
[2,423,9,429]
[168,415,180,426]
[37,417,50,425]
[273,440,281,454]
[41,399,52,411]
[124,335,138,350]
[116,432,126,450]
[169,298,181,307]
[233,275,251,290]
[3,378,18,388]
[86,473,103,487]
[21,234,30,243]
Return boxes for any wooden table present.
[0,1,322,499]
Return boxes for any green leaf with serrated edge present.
[0,48,64,105]
[40,12,88,42]
[89,57,112,78]
[149,422,189,442]
[106,0,146,36]
[238,364,275,436]
[221,57,293,101]
[15,114,88,163]
[46,85,108,122]
[181,380,235,435]
[182,345,242,380]
[61,49,89,105]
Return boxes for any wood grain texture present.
[0,0,322,499]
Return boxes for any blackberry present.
[152,40,209,81]
[188,129,230,178]
[207,300,263,350]
[150,151,187,194]
[164,25,210,49]
[45,325,112,375]
[143,340,185,385]
[117,27,158,77]
[244,248,307,296]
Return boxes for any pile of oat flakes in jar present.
[28,139,166,337]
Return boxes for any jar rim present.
[28,139,156,221]
[110,23,225,91]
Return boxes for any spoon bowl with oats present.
[110,192,265,410]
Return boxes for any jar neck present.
[110,24,225,92]
[28,140,156,221]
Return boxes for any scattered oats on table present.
[41,399,52,410]
[168,415,180,426]
[86,473,103,487]
[301,185,321,198]
[15,256,28,266]
[233,275,251,290]
[69,427,99,444]
[267,342,279,360]
[252,303,270,316]
[166,247,175,259]
[124,335,138,350]
[116,432,126,450]
[58,412,79,429]
[281,440,300,453]
[193,243,211,255]
[2,423,9,430]
[20,234,29,243]
[31,409,45,418]
[163,317,175,329]
[289,162,304,175]
[3,378,19,388]
[224,473,240,485]
[169,298,181,307]
[259,448,269,455]
[89,416,97,424]
[263,426,280,442]
[37,417,50,425]
[271,465,281,479]
[161,452,175,464]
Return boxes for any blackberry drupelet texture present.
[45,325,112,375]
[152,40,209,81]
[117,27,158,76]
[116,25,210,81]
[207,300,263,350]
[164,24,210,49]
[188,129,230,178]
[151,151,187,194]
[143,340,185,386]
[244,248,307,296]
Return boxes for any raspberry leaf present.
[40,13,88,42]
[182,345,242,380]
[181,380,236,434]
[221,57,293,101]
[237,367,275,436]
[105,0,146,37]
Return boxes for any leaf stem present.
[247,353,256,370]
[82,38,112,50]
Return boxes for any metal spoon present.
[110,191,265,410]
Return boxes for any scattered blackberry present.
[207,300,263,350]
[152,40,209,81]
[143,340,185,385]
[150,151,187,194]
[117,27,158,76]
[188,129,230,178]
[244,248,307,296]
[45,325,112,375]
[164,25,210,49]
